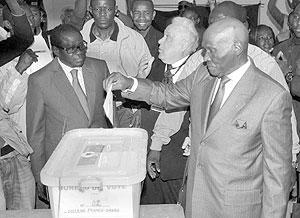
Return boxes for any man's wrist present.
[123,77,138,93]
[15,65,24,75]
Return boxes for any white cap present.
[177,0,194,4]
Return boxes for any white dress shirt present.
[211,59,251,107]
[168,55,190,83]
[57,58,87,95]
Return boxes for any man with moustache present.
[26,24,109,207]
[104,18,293,218]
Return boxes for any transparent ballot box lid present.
[41,128,148,187]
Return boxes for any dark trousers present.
[140,174,183,204]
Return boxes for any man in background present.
[141,17,200,205]
[0,49,37,210]
[70,0,153,127]
[0,0,33,66]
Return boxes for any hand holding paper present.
[103,84,114,126]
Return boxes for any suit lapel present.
[196,75,217,137]
[82,62,96,124]
[204,64,256,140]
[52,58,89,123]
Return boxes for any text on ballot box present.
[40,128,148,218]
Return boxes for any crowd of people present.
[1,0,300,217]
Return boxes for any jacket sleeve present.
[150,110,186,151]
[26,75,46,182]
[91,60,109,128]
[0,13,34,66]
[261,90,293,217]
[122,69,198,110]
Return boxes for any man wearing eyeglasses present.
[26,24,109,208]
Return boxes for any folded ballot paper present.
[103,84,114,126]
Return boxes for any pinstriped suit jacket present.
[123,62,293,218]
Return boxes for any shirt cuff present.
[11,10,25,17]
[150,138,163,151]
[123,76,138,93]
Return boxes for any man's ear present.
[52,46,60,57]
[233,41,243,56]
[115,5,118,15]
[152,10,156,20]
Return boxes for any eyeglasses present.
[90,6,114,15]
[178,4,190,10]
[56,41,87,54]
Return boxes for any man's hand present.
[137,56,154,78]
[147,150,161,179]
[103,72,134,91]
[36,181,49,205]
[15,49,38,74]
[182,136,191,156]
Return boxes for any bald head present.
[209,1,247,25]
[205,17,248,49]
[202,18,248,77]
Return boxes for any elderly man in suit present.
[104,18,293,218]
[26,24,109,207]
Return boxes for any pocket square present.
[235,119,247,129]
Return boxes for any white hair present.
[170,16,199,54]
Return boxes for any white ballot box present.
[41,128,148,218]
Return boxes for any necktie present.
[0,137,5,147]
[207,76,230,127]
[162,64,175,84]
[70,69,90,120]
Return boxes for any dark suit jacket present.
[0,13,34,66]
[26,57,109,182]
[160,111,189,181]
[123,62,293,218]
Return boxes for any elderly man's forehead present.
[91,0,116,6]
[209,2,247,24]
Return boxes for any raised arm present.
[0,0,34,66]
[268,0,286,28]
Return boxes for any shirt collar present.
[226,58,251,82]
[90,21,119,43]
[57,58,81,73]
[171,55,190,68]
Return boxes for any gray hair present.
[171,17,199,54]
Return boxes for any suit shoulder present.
[28,59,55,82]
[85,57,108,67]
[253,65,287,94]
